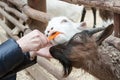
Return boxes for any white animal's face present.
[45,16,87,45]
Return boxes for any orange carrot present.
[48,32,61,40]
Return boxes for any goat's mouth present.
[50,45,73,77]
[48,31,62,40]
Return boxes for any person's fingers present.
[35,43,53,58]
[36,47,52,58]
[31,32,49,50]
[40,37,48,48]
[39,33,49,48]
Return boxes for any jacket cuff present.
[0,39,24,77]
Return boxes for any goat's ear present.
[76,22,87,30]
[80,22,87,28]
[96,24,114,45]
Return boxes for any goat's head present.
[49,24,113,77]
[45,16,87,45]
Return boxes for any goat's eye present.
[51,27,54,30]
[61,19,68,23]
[74,36,81,40]
[72,36,83,45]
[74,37,82,42]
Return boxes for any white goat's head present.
[45,16,87,45]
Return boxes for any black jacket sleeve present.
[0,39,36,79]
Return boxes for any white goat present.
[46,0,84,22]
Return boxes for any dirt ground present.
[0,9,103,80]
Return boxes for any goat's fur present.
[50,24,120,80]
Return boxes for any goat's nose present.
[46,34,48,37]
[47,31,50,33]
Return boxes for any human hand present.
[29,44,52,60]
[17,29,49,53]
[36,43,52,58]
[30,43,53,58]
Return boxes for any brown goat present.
[49,24,120,80]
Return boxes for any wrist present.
[29,51,37,60]
[16,39,28,53]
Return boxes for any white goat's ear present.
[80,22,87,28]
[76,22,87,30]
